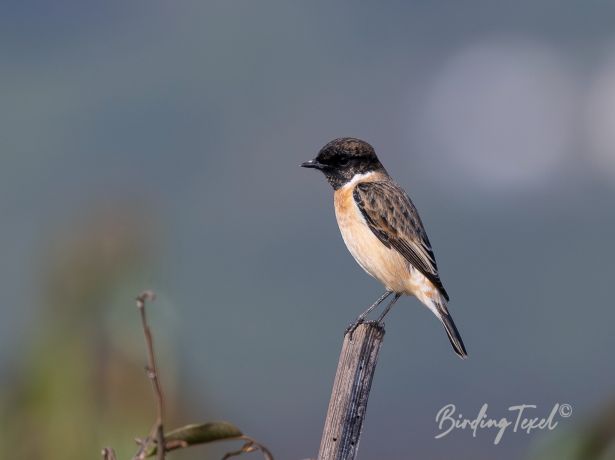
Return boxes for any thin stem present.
[135,291,165,460]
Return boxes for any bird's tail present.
[430,295,467,359]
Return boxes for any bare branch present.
[103,291,274,460]
[133,290,165,460]
[222,436,274,460]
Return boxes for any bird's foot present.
[344,317,365,340]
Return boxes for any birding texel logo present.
[435,403,572,444]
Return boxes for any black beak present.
[301,159,326,169]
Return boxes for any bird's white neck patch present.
[343,171,377,189]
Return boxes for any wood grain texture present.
[317,322,385,460]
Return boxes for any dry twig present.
[102,290,273,460]
[222,436,274,460]
[132,291,165,460]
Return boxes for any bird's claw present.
[344,317,364,339]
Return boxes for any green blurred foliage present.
[529,401,615,460]
[0,206,186,459]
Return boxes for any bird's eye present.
[338,157,350,166]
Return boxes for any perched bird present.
[301,137,467,358]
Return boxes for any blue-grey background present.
[1,2,614,459]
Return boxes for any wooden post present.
[317,321,386,460]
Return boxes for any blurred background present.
[1,1,614,459]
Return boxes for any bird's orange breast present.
[334,181,412,294]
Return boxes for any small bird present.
[302,137,467,358]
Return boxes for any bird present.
[301,137,467,359]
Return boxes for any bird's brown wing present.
[353,181,449,301]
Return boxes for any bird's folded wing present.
[353,181,449,301]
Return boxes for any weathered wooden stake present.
[317,321,385,460]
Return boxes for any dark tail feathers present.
[436,302,467,359]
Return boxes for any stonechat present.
[302,137,467,359]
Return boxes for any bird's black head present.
[301,137,385,189]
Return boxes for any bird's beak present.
[301,159,326,169]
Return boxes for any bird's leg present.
[377,293,402,323]
[345,290,393,338]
